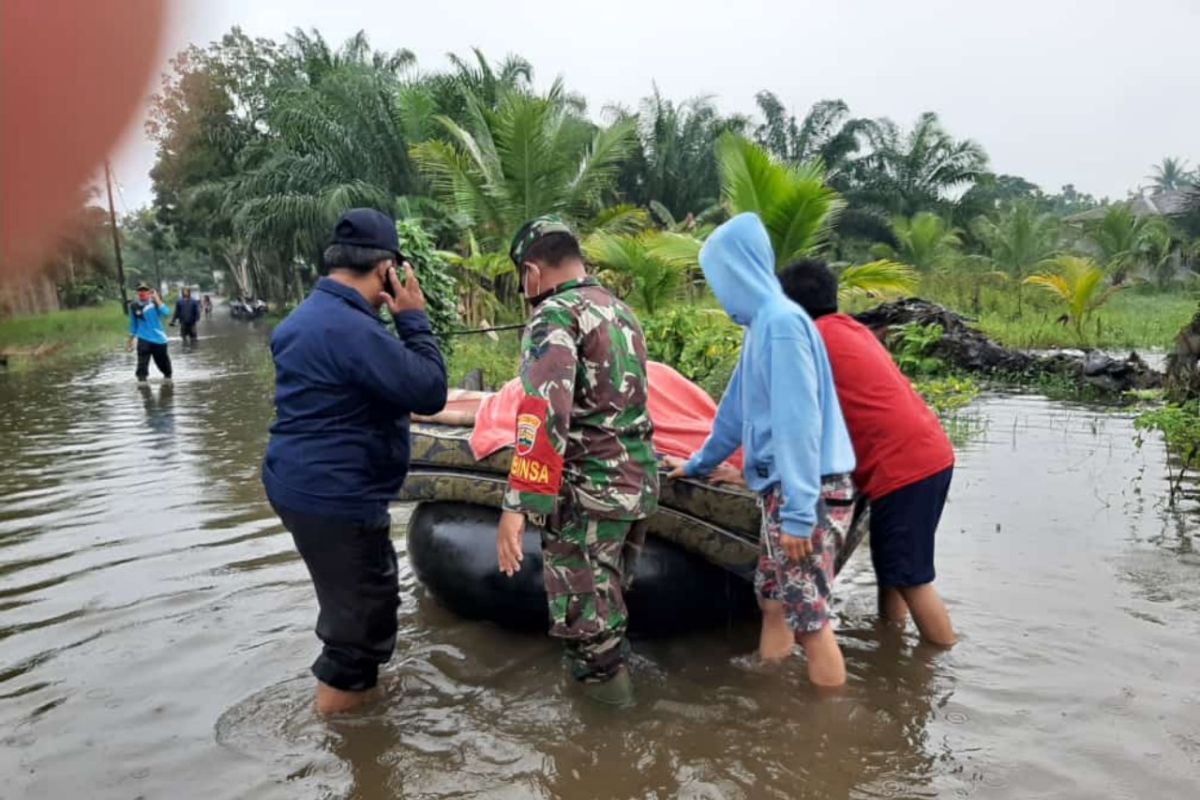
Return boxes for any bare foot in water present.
[315,681,378,715]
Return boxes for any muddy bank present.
[855,298,1163,395]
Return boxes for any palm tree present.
[1148,157,1192,192]
[754,94,877,187]
[973,202,1060,280]
[714,133,843,270]
[836,260,918,302]
[614,89,745,220]
[411,85,636,251]
[205,32,435,282]
[851,112,988,216]
[882,212,962,272]
[1024,256,1122,340]
[584,232,687,315]
[1086,205,1155,284]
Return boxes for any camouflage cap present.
[509,215,575,267]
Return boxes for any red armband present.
[508,396,564,495]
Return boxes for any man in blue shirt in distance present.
[126,282,173,382]
[263,208,448,715]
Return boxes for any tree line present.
[24,27,1200,327]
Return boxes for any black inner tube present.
[406,502,759,636]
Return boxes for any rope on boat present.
[443,323,526,337]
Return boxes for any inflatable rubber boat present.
[401,366,867,635]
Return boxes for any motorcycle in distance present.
[229,298,268,320]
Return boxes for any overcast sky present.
[104,0,1199,213]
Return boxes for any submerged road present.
[0,312,1197,799]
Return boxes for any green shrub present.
[643,306,742,397]
[395,219,460,356]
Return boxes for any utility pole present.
[104,159,129,312]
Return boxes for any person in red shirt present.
[778,260,957,647]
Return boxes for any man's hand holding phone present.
[379,261,427,315]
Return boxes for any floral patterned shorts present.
[755,475,856,634]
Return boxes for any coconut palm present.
[881,212,962,272]
[836,260,918,302]
[1024,256,1122,340]
[584,232,687,315]
[851,112,988,216]
[714,133,843,270]
[972,202,1060,281]
[1148,157,1192,192]
[411,85,636,251]
[1086,205,1156,283]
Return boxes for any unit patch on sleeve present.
[508,395,563,495]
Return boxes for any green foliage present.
[1147,157,1193,192]
[849,112,988,217]
[1134,401,1200,501]
[972,201,1060,279]
[889,322,946,376]
[879,211,962,272]
[584,233,686,315]
[1024,256,1122,341]
[394,219,460,355]
[615,89,744,220]
[446,331,523,390]
[0,302,126,366]
[715,134,843,269]
[642,307,742,397]
[1086,205,1158,284]
[411,86,635,250]
[911,374,980,416]
[836,260,918,302]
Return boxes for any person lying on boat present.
[413,360,745,488]
[662,212,858,688]
[778,259,957,647]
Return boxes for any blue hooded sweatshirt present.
[684,213,856,539]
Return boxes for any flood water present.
[1,316,1198,800]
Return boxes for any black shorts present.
[273,504,399,692]
[869,466,953,589]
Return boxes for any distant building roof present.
[1067,189,1192,222]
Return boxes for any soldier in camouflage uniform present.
[495,216,659,706]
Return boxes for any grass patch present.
[447,330,522,390]
[912,276,1196,350]
[0,303,127,369]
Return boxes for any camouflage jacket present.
[503,277,659,521]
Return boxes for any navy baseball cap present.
[330,208,403,260]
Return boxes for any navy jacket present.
[262,277,448,520]
[173,297,201,326]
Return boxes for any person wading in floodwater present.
[127,282,173,383]
[495,217,659,707]
[262,208,447,715]
[171,287,201,344]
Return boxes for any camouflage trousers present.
[541,502,642,683]
[755,475,857,634]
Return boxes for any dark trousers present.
[180,322,198,343]
[273,504,400,692]
[135,340,172,380]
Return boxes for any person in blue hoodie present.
[126,282,173,382]
[263,208,447,714]
[665,213,858,687]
